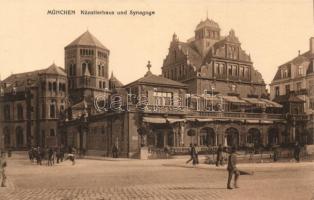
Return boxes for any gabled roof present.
[109,72,124,88]
[272,51,314,81]
[125,73,187,88]
[40,63,66,76]
[2,63,66,90]
[65,31,108,50]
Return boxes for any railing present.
[127,104,285,120]
[191,111,284,120]
[143,105,187,113]
[288,114,308,121]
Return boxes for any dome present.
[195,18,220,31]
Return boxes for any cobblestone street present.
[1,155,314,200]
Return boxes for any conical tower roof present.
[65,30,108,50]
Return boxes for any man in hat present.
[227,146,239,189]
[0,151,7,187]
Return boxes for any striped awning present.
[166,118,185,124]
[143,117,167,124]
[242,98,267,107]
[261,120,273,124]
[246,119,260,124]
[260,99,283,108]
[143,117,185,124]
[223,96,248,104]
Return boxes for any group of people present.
[28,146,76,166]
[186,143,200,165]
[186,144,239,189]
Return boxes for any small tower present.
[194,17,220,57]
[64,31,110,103]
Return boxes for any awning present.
[196,118,214,122]
[166,118,185,124]
[217,119,230,122]
[246,119,260,124]
[241,98,267,107]
[186,118,197,122]
[143,117,185,124]
[261,120,273,124]
[223,96,248,104]
[143,117,167,124]
[260,99,283,108]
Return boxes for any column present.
[164,131,168,147]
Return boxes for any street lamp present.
[211,86,215,111]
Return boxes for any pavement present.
[1,154,314,200]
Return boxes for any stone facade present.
[0,64,67,149]
[162,18,267,98]
[270,37,314,144]
[0,22,311,157]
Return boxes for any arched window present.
[82,63,86,74]
[225,127,239,148]
[50,101,56,118]
[98,65,101,76]
[247,128,261,146]
[200,128,216,146]
[50,129,55,137]
[16,126,24,147]
[298,66,303,76]
[17,104,23,120]
[48,82,52,91]
[3,127,10,147]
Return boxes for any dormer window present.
[298,66,303,76]
[281,68,289,78]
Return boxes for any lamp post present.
[204,89,207,111]
[211,86,215,111]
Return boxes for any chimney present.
[310,37,314,54]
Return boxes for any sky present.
[0,0,313,86]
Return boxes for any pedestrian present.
[112,144,118,158]
[216,144,224,166]
[273,146,279,162]
[28,147,33,162]
[227,146,239,189]
[164,145,170,159]
[60,147,65,162]
[0,151,7,187]
[294,142,301,162]
[47,148,54,166]
[186,143,196,165]
[36,146,42,165]
[194,144,199,165]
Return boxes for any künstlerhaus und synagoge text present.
[0,18,313,159]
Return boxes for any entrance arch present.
[268,127,279,145]
[225,127,239,148]
[247,128,261,146]
[16,126,24,147]
[200,127,215,146]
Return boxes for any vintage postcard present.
[0,0,313,199]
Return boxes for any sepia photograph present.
[0,0,314,199]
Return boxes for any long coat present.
[227,153,237,171]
